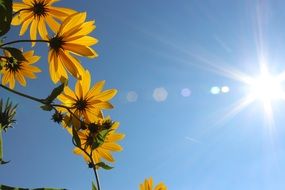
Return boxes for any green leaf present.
[72,126,81,147]
[0,184,28,189]
[0,0,12,37]
[40,104,53,111]
[95,162,113,170]
[92,182,97,190]
[3,47,27,61]
[43,82,67,104]
[91,129,110,150]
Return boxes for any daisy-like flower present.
[67,118,125,164]
[48,12,98,83]
[57,70,117,123]
[140,177,168,190]
[12,0,76,46]
[1,50,41,89]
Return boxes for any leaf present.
[3,47,27,61]
[91,129,110,150]
[92,182,97,190]
[72,126,81,147]
[0,184,28,190]
[43,82,67,104]
[0,0,12,37]
[95,162,113,170]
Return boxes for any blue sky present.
[2,0,285,189]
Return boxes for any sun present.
[211,63,285,127]
[248,65,285,103]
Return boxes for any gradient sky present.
[2,0,285,189]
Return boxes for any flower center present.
[5,58,22,73]
[49,36,64,52]
[32,1,47,16]
[75,99,88,111]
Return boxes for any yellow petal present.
[101,143,123,151]
[64,21,95,40]
[107,133,125,142]
[30,19,38,46]
[75,79,83,99]
[69,36,98,46]
[26,55,41,65]
[19,17,33,36]
[12,11,33,26]
[38,18,48,40]
[48,7,76,18]
[59,12,86,35]
[48,51,59,83]
[91,89,117,101]
[25,65,41,73]
[63,43,96,57]
[81,70,91,96]
[2,72,10,86]
[9,75,16,89]
[21,69,36,79]
[15,73,27,86]
[46,15,60,33]
[95,102,114,109]
[63,86,77,101]
[23,0,32,5]
[88,80,105,95]
[22,50,34,58]
[13,2,29,11]
[96,149,114,162]
[58,50,80,79]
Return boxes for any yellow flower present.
[140,177,167,190]
[1,50,41,89]
[48,12,98,83]
[68,119,125,164]
[12,0,76,46]
[58,70,117,123]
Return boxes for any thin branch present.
[73,139,101,190]
[0,84,44,103]
[0,40,49,47]
[12,8,31,17]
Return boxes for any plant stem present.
[90,151,101,190]
[73,140,101,190]
[0,40,49,47]
[0,84,44,104]
[12,8,31,17]
[92,161,101,190]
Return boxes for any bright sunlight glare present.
[247,65,285,103]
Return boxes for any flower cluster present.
[0,0,168,189]
[0,0,124,172]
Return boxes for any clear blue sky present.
[2,0,285,189]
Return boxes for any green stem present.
[72,139,101,190]
[0,39,49,47]
[90,151,101,190]
[12,8,31,17]
[0,84,44,103]
[0,85,82,123]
